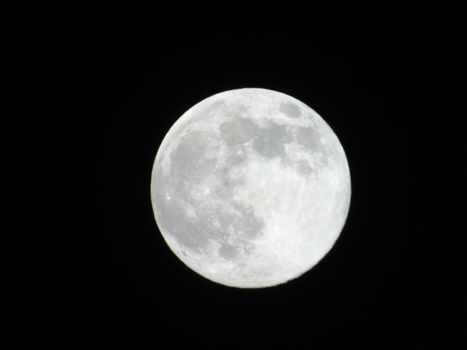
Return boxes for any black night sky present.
[3,3,465,349]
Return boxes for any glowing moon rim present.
[151,88,351,288]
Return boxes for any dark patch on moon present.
[237,105,249,114]
[156,121,327,257]
[219,117,257,147]
[159,198,263,257]
[195,99,226,121]
[226,150,248,168]
[169,130,217,188]
[153,195,206,252]
[295,126,323,152]
[214,169,244,197]
[294,159,313,175]
[230,202,263,239]
[294,126,331,168]
[253,122,293,159]
[279,102,301,118]
[155,134,264,257]
[218,242,238,259]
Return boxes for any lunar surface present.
[151,88,351,288]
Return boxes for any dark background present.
[2,3,465,349]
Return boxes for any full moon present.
[151,88,351,288]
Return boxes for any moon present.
[151,88,351,288]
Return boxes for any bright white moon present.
[151,88,351,288]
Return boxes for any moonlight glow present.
[151,88,351,288]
